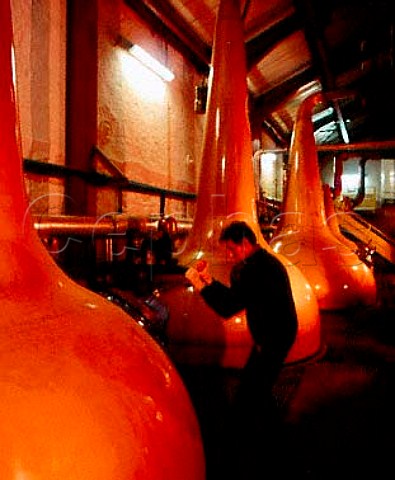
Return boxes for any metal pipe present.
[258,139,395,156]
[32,214,146,236]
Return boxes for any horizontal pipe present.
[317,140,395,154]
[33,214,147,236]
[258,140,395,156]
[33,214,193,238]
[146,217,192,233]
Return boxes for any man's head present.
[219,221,258,263]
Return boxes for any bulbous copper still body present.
[161,0,321,368]
[0,1,205,478]
[270,93,377,310]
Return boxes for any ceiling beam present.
[293,0,350,143]
[246,12,301,70]
[251,67,317,114]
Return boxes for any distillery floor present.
[168,269,395,480]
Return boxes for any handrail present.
[23,155,197,201]
[343,211,395,247]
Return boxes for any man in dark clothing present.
[185,220,298,478]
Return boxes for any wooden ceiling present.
[125,0,395,148]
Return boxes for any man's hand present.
[195,260,213,286]
[185,267,206,292]
[185,259,214,291]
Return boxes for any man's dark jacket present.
[200,246,298,361]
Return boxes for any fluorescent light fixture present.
[260,151,277,163]
[128,44,174,82]
[312,106,334,122]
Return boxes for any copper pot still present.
[0,0,205,478]
[161,0,321,368]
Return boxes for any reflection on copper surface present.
[270,93,377,310]
[0,0,204,477]
[323,183,359,252]
[160,0,321,368]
